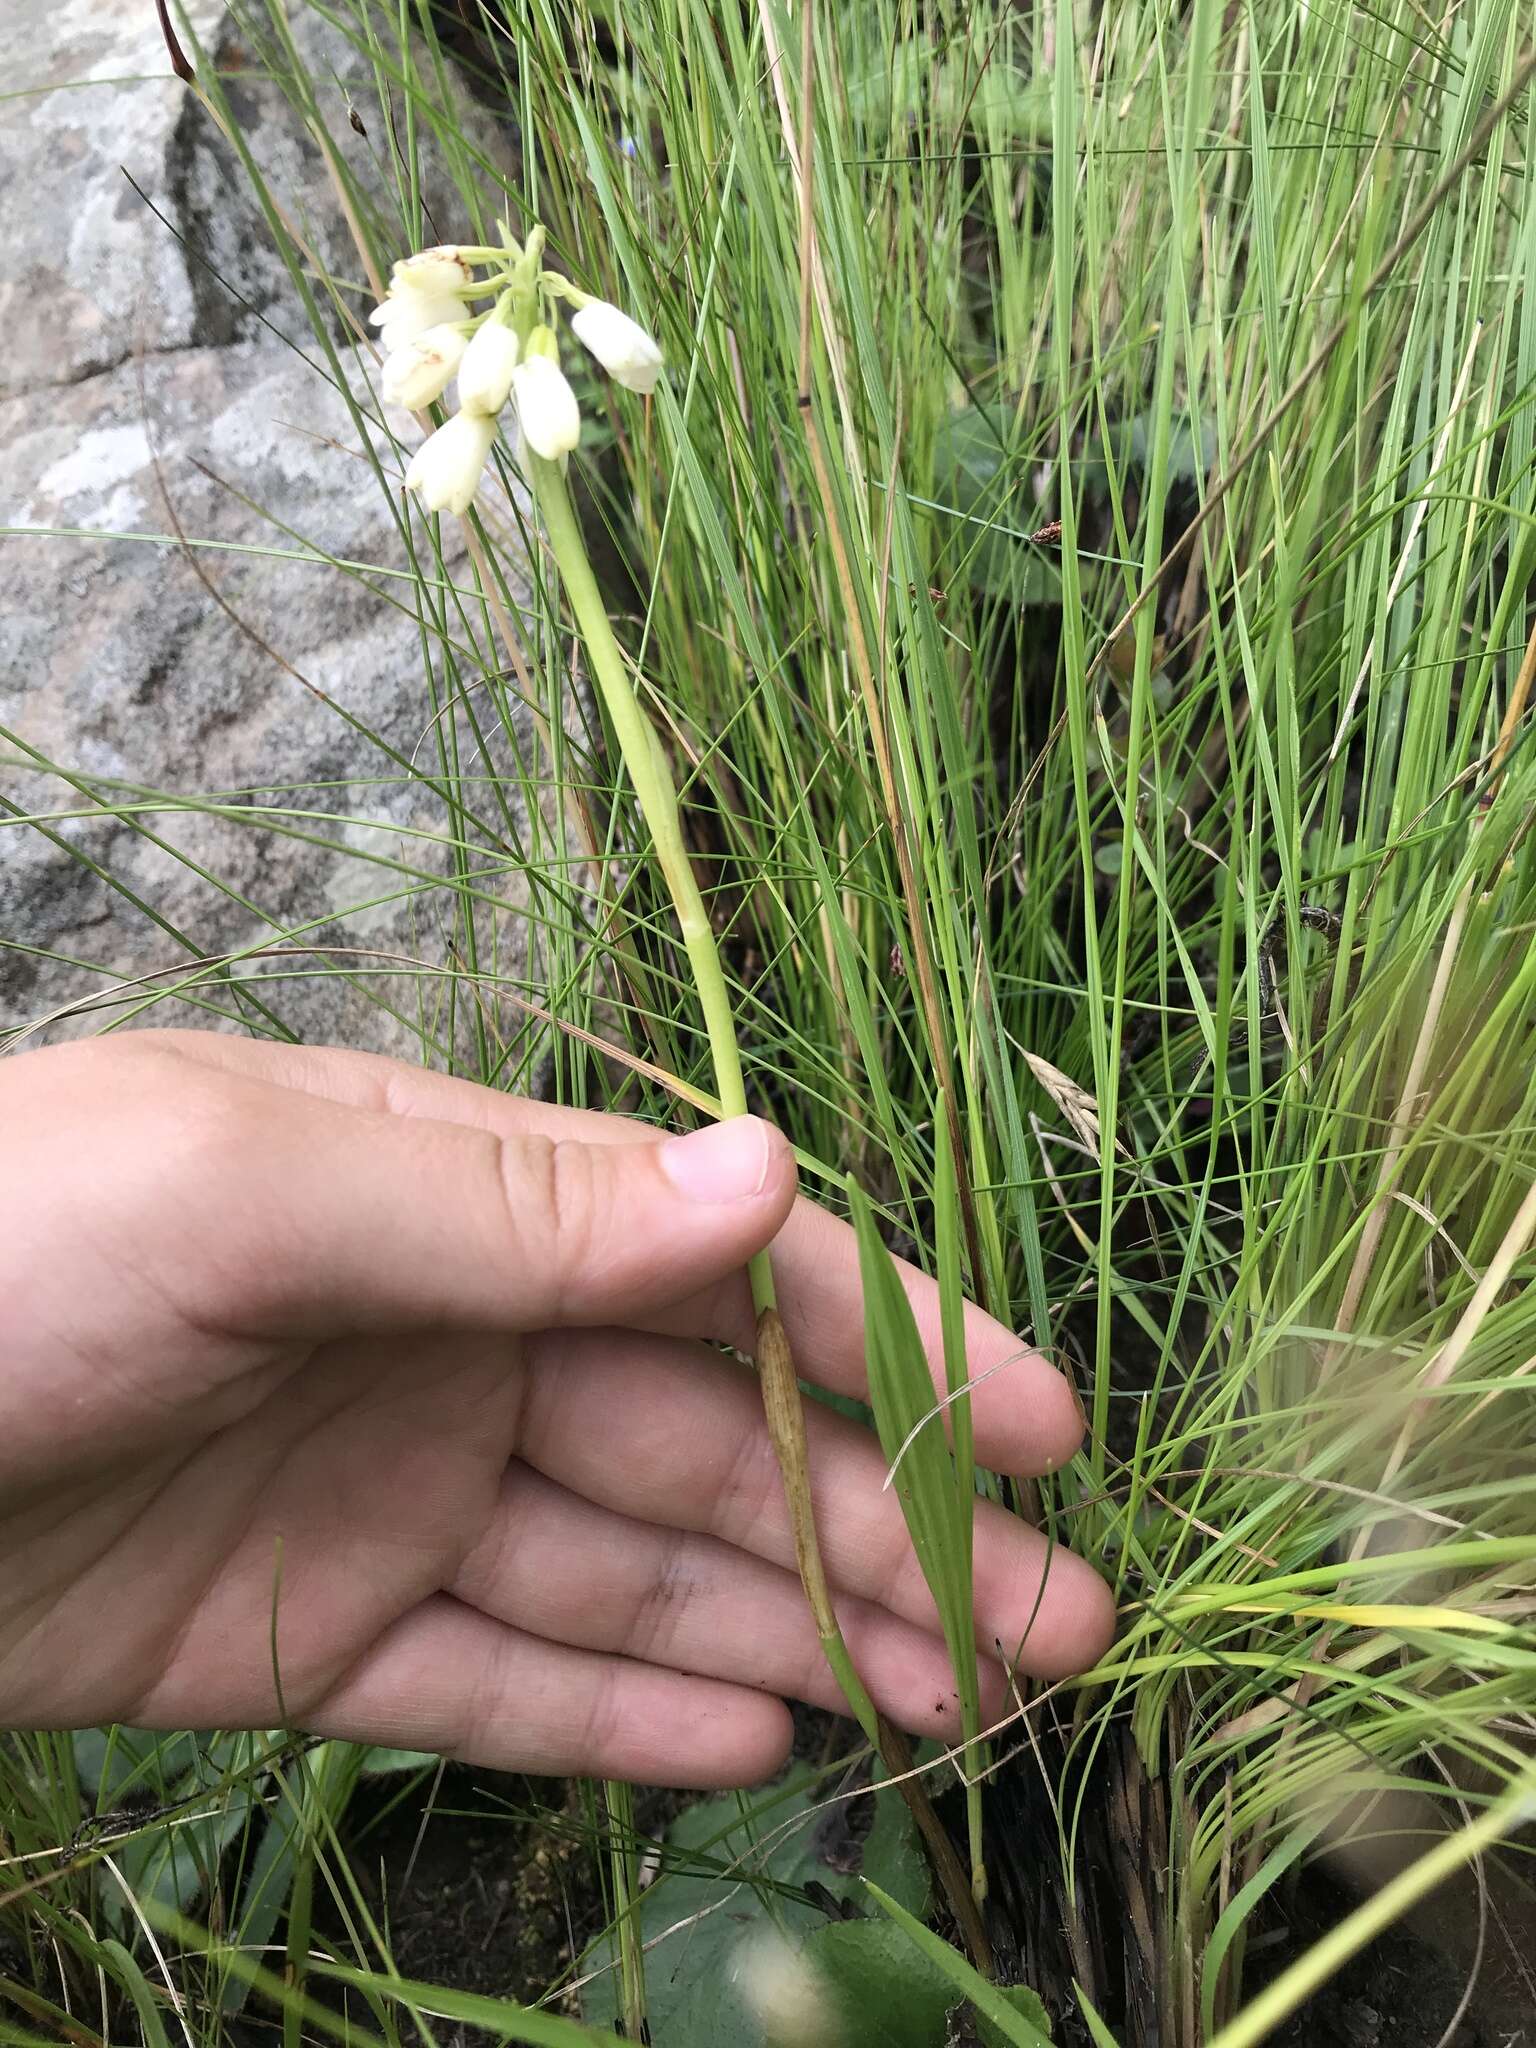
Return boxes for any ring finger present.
[451,1464,1012,1738]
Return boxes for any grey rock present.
[0,0,558,1062]
[0,0,226,399]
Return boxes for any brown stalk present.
[153,0,193,81]
[758,1313,995,1974]
[1488,605,1536,796]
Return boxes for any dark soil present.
[1267,1857,1536,2048]
[305,1768,611,2014]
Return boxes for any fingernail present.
[660,1117,774,1203]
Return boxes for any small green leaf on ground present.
[805,1919,1051,2048]
[580,1766,928,2045]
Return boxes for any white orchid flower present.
[570,300,664,394]
[389,246,472,296]
[404,409,497,515]
[369,290,466,350]
[457,323,521,415]
[510,333,581,460]
[380,324,467,409]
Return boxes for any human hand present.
[0,1032,1113,1788]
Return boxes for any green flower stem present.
[529,463,758,1149]
[529,449,881,1750]
[604,1780,646,2041]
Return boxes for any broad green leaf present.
[70,1728,256,1924]
[358,1745,440,1774]
[219,1800,301,2016]
[804,1921,1053,2048]
[978,1989,1056,2048]
[931,406,1064,605]
[803,1920,956,2046]
[581,1767,926,2045]
[863,1884,1054,2048]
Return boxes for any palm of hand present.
[17,1328,525,1736]
[0,1034,1113,1788]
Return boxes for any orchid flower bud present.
[404,409,497,516]
[381,324,467,409]
[457,322,521,416]
[390,246,473,296]
[569,300,664,395]
[510,332,581,460]
[369,290,466,349]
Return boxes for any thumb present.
[203,1103,798,1337]
[483,1115,798,1328]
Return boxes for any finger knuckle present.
[448,1642,506,1764]
[632,1532,692,1662]
[715,1422,783,1551]
[574,1666,624,1774]
[494,1135,593,1324]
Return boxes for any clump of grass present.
[5,0,1536,2042]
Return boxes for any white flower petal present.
[510,355,581,460]
[390,246,472,296]
[457,323,521,415]
[570,300,664,394]
[369,291,466,346]
[381,324,467,409]
[404,410,497,515]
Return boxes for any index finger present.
[152,1033,1085,1478]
